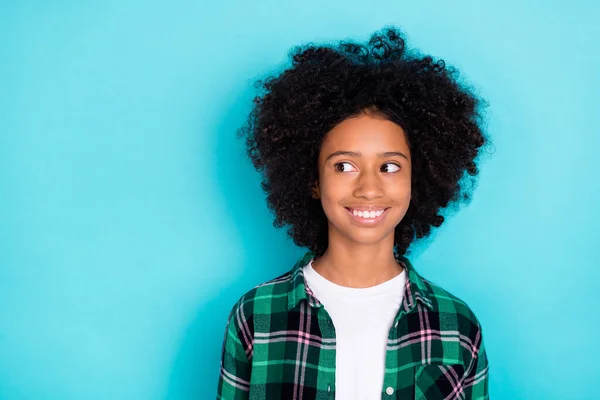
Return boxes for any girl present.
[217,26,491,400]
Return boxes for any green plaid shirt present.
[217,251,489,399]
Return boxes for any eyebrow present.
[325,150,409,162]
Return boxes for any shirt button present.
[386,386,394,395]
[327,385,331,393]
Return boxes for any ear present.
[310,181,320,199]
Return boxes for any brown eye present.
[334,162,356,172]
[381,163,401,173]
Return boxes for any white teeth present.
[352,209,384,219]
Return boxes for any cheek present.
[389,181,412,211]
[318,191,339,216]
[317,183,346,218]
[388,176,411,195]
[318,175,343,199]
[403,186,412,202]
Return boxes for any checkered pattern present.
[217,250,489,399]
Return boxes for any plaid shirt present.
[217,251,489,399]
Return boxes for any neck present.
[311,238,403,288]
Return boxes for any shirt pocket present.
[414,362,465,400]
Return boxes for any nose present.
[353,169,384,199]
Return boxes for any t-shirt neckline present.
[304,259,406,298]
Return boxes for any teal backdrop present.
[1,1,599,399]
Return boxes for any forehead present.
[320,114,409,155]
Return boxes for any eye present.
[381,163,401,173]
[334,162,356,172]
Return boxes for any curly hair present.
[237,26,491,258]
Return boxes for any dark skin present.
[310,111,412,288]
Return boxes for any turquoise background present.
[1,1,599,399]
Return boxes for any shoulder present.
[225,250,313,330]
[421,276,485,340]
[226,269,294,324]
[418,276,488,373]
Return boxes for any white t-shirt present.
[302,259,407,399]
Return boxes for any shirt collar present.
[287,250,434,312]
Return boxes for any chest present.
[249,302,466,399]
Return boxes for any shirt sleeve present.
[216,302,252,400]
[463,328,490,399]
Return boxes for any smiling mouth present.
[344,207,390,226]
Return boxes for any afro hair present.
[237,26,491,258]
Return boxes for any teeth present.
[351,209,385,219]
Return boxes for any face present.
[311,113,412,247]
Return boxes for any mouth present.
[344,207,390,227]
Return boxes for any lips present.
[344,207,390,227]
[345,205,389,212]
